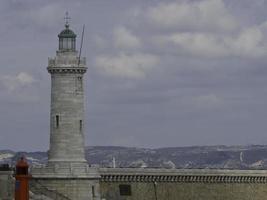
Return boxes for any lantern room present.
[58,23,76,51]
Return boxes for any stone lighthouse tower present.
[47,17,87,167]
[31,16,100,200]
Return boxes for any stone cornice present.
[101,174,267,183]
[99,168,267,184]
[47,67,87,74]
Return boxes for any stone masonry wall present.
[31,178,100,200]
[47,51,87,164]
[100,182,267,200]
[0,171,14,200]
[99,168,267,200]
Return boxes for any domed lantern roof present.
[58,24,76,38]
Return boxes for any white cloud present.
[91,35,108,49]
[0,72,35,92]
[113,26,142,49]
[158,32,227,57]
[129,0,267,59]
[225,27,265,57]
[95,53,159,79]
[146,0,237,32]
[154,25,267,58]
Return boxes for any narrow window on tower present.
[77,76,83,92]
[92,186,96,197]
[56,115,59,128]
[79,120,83,132]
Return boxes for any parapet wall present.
[99,168,267,200]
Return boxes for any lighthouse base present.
[31,164,100,200]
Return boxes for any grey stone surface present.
[99,168,267,200]
[100,181,267,200]
[31,164,100,178]
[47,51,87,165]
[30,190,54,200]
[31,165,101,200]
[0,170,14,200]
[30,178,100,200]
[30,179,70,200]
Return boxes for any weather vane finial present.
[64,11,71,28]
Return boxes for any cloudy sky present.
[2,0,267,151]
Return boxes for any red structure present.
[15,157,31,200]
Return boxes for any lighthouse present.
[31,14,100,200]
[47,15,87,167]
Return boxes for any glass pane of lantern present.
[59,39,63,49]
[62,38,67,49]
[68,38,72,49]
[72,39,75,50]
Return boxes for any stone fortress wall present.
[4,165,267,200]
[99,168,267,200]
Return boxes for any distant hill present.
[2,145,267,169]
